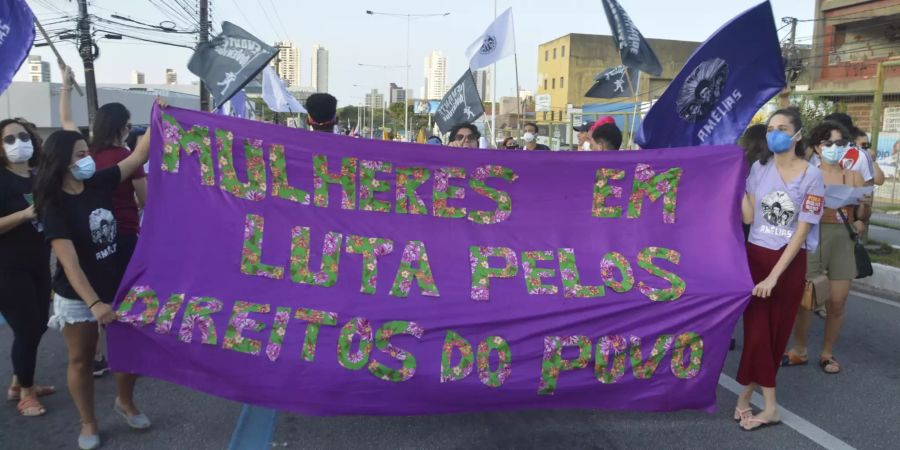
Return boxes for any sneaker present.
[93,358,109,377]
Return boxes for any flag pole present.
[513,14,521,137]
[491,0,497,149]
[34,17,84,96]
[624,69,641,149]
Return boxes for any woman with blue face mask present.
[0,118,56,417]
[782,121,864,376]
[736,108,825,431]
[33,127,151,450]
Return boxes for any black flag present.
[188,22,277,110]
[434,71,485,133]
[585,65,639,98]
[601,0,662,76]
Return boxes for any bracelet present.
[88,299,103,309]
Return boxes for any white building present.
[424,50,448,100]
[131,71,145,85]
[165,68,177,85]
[472,68,491,101]
[274,40,301,88]
[365,89,384,110]
[28,56,50,83]
[311,44,329,93]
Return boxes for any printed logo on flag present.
[480,35,497,55]
[802,194,824,215]
[0,22,10,44]
[676,58,730,123]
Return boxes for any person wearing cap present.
[522,122,550,151]
[426,136,443,145]
[591,123,623,151]
[573,122,594,151]
[304,93,338,133]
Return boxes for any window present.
[553,48,557,59]
[562,45,566,57]
[560,77,565,89]
[552,78,555,89]
[551,111,555,121]
[543,79,548,90]
[545,50,549,61]
[543,112,548,121]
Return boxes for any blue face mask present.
[70,156,96,181]
[821,144,849,165]
[766,129,801,154]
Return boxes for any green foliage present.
[789,95,837,136]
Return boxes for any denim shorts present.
[47,294,96,330]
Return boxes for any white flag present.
[465,7,515,71]
[261,66,306,113]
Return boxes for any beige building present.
[274,41,301,88]
[536,34,700,125]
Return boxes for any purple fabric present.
[746,161,825,252]
[107,105,752,415]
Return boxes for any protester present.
[447,123,480,149]
[35,126,152,449]
[736,108,824,431]
[425,136,443,145]
[591,123,623,151]
[573,122,594,150]
[740,124,768,167]
[782,122,864,375]
[0,118,55,417]
[852,128,884,186]
[522,122,550,150]
[304,93,338,133]
[501,136,518,149]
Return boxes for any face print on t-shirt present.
[761,191,796,227]
[89,208,117,248]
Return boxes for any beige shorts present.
[807,224,857,281]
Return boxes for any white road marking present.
[718,374,856,450]
[850,290,900,310]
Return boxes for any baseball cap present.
[573,122,594,132]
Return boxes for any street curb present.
[855,263,900,293]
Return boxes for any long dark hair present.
[739,123,767,167]
[34,130,85,220]
[760,108,805,165]
[0,118,43,168]
[90,102,130,152]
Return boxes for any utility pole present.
[77,0,99,125]
[199,0,210,111]
[778,17,799,109]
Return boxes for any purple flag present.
[635,1,785,149]
[0,0,35,95]
[108,104,752,415]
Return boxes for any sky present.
[18,0,815,106]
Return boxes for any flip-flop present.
[16,396,46,417]
[733,407,752,422]
[780,350,808,367]
[7,385,56,401]
[819,356,840,374]
[740,417,781,431]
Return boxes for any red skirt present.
[736,243,806,388]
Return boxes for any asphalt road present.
[2,290,898,449]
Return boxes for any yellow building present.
[536,33,700,144]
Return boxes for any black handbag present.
[836,209,874,279]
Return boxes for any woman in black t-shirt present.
[34,128,150,449]
[0,118,55,417]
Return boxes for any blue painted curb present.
[228,405,278,450]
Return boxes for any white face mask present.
[70,156,96,180]
[3,139,34,163]
[523,132,536,142]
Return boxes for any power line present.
[266,0,291,39]
[255,0,283,40]
[227,0,261,36]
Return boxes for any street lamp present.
[353,84,381,139]
[358,63,409,141]
[366,9,450,142]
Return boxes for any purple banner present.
[108,105,752,415]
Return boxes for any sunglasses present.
[455,134,477,142]
[2,132,31,145]
[820,139,850,147]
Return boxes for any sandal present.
[819,356,840,374]
[740,416,781,431]
[733,407,752,422]
[780,350,808,367]
[16,396,46,417]
[7,384,56,401]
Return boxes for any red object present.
[589,116,616,134]
[91,147,146,235]
[737,243,806,388]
